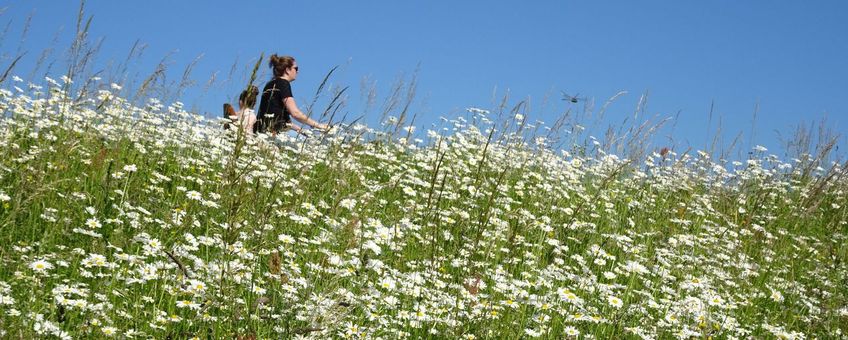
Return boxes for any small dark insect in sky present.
[562,92,585,103]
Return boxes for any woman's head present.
[239,85,259,108]
[269,54,298,80]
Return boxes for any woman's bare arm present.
[284,97,328,130]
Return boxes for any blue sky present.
[2,1,847,159]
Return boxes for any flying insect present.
[562,92,586,103]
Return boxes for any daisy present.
[339,198,357,210]
[708,294,724,307]
[384,295,399,306]
[188,279,206,294]
[524,328,542,337]
[379,277,397,291]
[85,218,102,229]
[607,295,623,309]
[101,326,118,337]
[30,259,53,273]
[664,313,679,324]
[177,300,200,310]
[278,234,296,244]
[502,299,519,309]
[402,186,417,197]
[289,214,312,225]
[564,325,580,337]
[562,290,581,304]
[186,190,202,201]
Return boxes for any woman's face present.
[287,62,299,81]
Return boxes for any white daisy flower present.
[29,259,53,273]
[607,295,623,309]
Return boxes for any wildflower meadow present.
[0,71,846,340]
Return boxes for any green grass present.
[0,80,846,339]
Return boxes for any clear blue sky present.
[2,1,847,159]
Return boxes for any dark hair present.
[269,54,296,78]
[239,85,258,108]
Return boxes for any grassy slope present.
[0,83,846,339]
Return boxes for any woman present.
[255,54,329,135]
[227,85,258,134]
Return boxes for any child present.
[226,85,259,135]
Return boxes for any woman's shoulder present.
[262,78,290,90]
[268,78,290,84]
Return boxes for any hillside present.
[0,79,846,339]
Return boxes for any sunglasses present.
[293,66,299,72]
